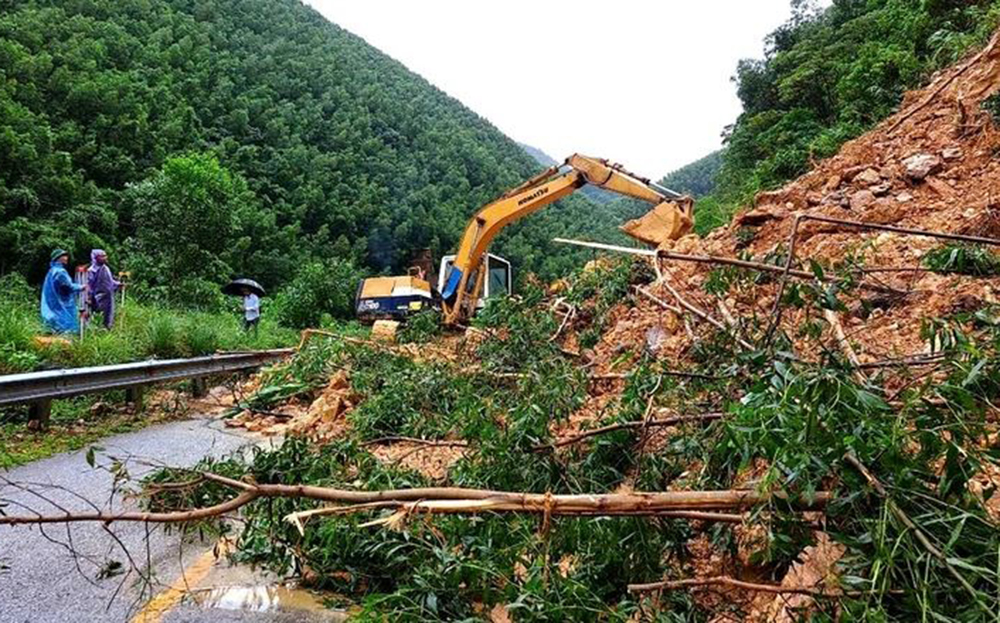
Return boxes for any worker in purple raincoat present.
[87,249,122,329]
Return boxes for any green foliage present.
[660,150,723,198]
[397,309,441,344]
[273,259,366,329]
[984,92,1000,123]
[687,195,730,236]
[144,303,692,619]
[182,314,223,356]
[145,314,181,359]
[700,334,1000,618]
[124,153,247,309]
[0,273,42,372]
[474,286,560,371]
[923,243,1000,276]
[564,258,653,350]
[347,352,482,441]
[137,260,1000,621]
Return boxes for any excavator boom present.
[440,154,693,324]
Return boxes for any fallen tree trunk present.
[0,472,831,526]
[285,502,748,529]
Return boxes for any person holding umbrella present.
[222,278,265,333]
[40,249,85,334]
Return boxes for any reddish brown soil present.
[588,30,1000,372]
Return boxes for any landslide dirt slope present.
[598,29,1000,368]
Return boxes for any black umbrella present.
[222,278,266,297]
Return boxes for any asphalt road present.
[0,415,343,623]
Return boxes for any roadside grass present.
[0,293,297,375]
[0,394,158,469]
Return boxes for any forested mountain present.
[672,0,1000,232]
[660,150,723,198]
[0,0,623,300]
[518,143,558,168]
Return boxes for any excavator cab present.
[438,253,512,312]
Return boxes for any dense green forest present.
[681,0,1000,231]
[0,0,627,310]
[660,150,723,198]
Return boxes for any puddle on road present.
[185,584,350,620]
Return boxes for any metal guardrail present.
[0,350,293,407]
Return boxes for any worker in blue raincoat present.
[40,249,84,334]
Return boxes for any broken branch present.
[638,284,755,351]
[359,413,725,453]
[544,413,724,450]
[628,575,848,597]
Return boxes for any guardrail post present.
[126,386,145,410]
[27,400,52,431]
[191,377,208,398]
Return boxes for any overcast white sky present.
[305,1,811,178]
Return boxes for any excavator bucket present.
[620,198,695,247]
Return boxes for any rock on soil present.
[902,153,943,181]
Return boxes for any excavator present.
[355,153,694,327]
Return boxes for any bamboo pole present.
[801,214,1000,247]
[824,309,869,385]
[543,413,724,450]
[286,503,746,529]
[843,453,982,604]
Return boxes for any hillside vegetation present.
[659,150,723,199]
[682,0,1000,231]
[0,0,621,305]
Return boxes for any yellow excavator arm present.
[440,154,694,324]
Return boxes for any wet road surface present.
[0,415,343,623]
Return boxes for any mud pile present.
[595,30,1000,370]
